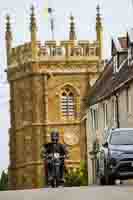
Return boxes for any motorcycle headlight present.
[54,153,60,159]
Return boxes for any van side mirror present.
[103,142,108,148]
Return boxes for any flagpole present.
[51,16,54,40]
[48,8,55,40]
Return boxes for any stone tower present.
[6,5,103,189]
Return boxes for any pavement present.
[0,186,133,200]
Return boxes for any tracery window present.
[61,87,76,119]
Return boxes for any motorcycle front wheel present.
[51,178,58,188]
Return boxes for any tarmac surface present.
[0,185,133,200]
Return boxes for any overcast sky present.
[0,0,133,175]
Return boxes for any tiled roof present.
[88,57,133,106]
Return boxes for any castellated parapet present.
[6,5,103,68]
[8,40,99,67]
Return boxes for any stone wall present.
[7,46,100,189]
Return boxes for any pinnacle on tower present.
[69,14,76,40]
[5,15,12,46]
[96,4,102,28]
[30,5,37,42]
[96,5,103,60]
[6,15,11,34]
[5,14,12,65]
[30,5,38,59]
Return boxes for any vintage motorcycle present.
[44,152,66,187]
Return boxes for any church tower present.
[6,5,103,189]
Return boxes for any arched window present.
[61,88,76,119]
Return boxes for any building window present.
[103,103,108,128]
[126,87,131,113]
[112,98,117,122]
[128,47,133,66]
[61,88,75,119]
[113,55,118,73]
[91,108,98,130]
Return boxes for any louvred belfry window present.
[61,88,75,119]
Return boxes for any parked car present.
[97,128,133,185]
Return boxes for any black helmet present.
[51,131,59,143]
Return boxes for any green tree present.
[0,170,8,191]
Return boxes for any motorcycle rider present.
[41,130,68,186]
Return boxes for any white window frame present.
[90,108,98,131]
[128,46,133,66]
[103,103,108,129]
[126,87,132,114]
[60,88,75,120]
[113,54,119,73]
[112,97,117,122]
[113,55,118,73]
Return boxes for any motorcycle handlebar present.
[42,154,67,159]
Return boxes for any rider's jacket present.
[41,143,68,159]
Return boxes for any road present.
[0,185,133,200]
